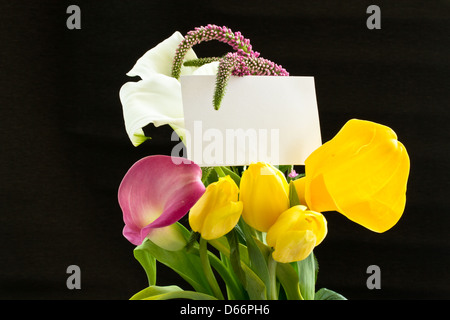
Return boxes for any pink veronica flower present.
[288,169,299,178]
[118,155,205,247]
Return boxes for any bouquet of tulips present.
[118,25,410,300]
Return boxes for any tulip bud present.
[189,176,243,240]
[266,205,327,263]
[295,119,410,233]
[240,162,290,232]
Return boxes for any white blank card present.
[180,75,322,166]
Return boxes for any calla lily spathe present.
[119,31,218,146]
[240,162,290,232]
[118,155,205,249]
[266,205,327,263]
[189,176,243,240]
[294,119,410,233]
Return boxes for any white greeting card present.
[180,75,322,166]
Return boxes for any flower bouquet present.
[118,25,410,300]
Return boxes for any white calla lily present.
[119,31,218,146]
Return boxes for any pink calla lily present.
[118,155,205,246]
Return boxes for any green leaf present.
[214,166,226,178]
[199,237,224,300]
[276,263,303,300]
[243,268,267,300]
[202,167,218,186]
[201,167,216,186]
[214,251,248,300]
[130,285,217,300]
[239,219,270,299]
[315,288,347,300]
[296,251,318,300]
[166,233,247,300]
[232,219,247,245]
[208,237,267,300]
[277,165,293,175]
[221,166,241,185]
[133,243,157,286]
[226,230,247,288]
[134,224,213,295]
[292,173,305,181]
[289,181,301,207]
[185,231,200,253]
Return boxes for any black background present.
[0,0,449,300]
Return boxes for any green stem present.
[208,238,268,300]
[214,166,226,178]
[267,253,278,300]
[221,166,241,185]
[276,263,304,300]
[199,237,224,300]
[187,244,247,300]
[184,57,222,67]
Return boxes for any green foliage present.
[131,168,346,301]
[315,288,347,300]
[130,285,217,300]
[296,252,318,300]
[134,229,213,295]
[289,180,301,207]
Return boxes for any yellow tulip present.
[240,162,290,232]
[189,176,243,240]
[266,205,327,263]
[294,119,410,233]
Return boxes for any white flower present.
[119,31,218,146]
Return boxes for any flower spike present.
[213,54,238,110]
[213,52,289,109]
[183,57,222,68]
[173,24,290,110]
[172,24,258,79]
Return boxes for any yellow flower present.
[294,119,410,233]
[266,205,327,263]
[240,162,290,232]
[189,176,243,240]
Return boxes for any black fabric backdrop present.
[0,1,449,300]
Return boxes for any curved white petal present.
[119,74,184,146]
[126,31,198,79]
[120,32,219,146]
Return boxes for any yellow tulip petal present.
[189,183,217,233]
[189,175,242,239]
[266,205,307,247]
[267,205,327,263]
[302,211,328,245]
[200,201,243,240]
[240,162,290,232]
[272,230,316,263]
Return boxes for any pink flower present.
[118,155,205,247]
[288,170,299,178]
